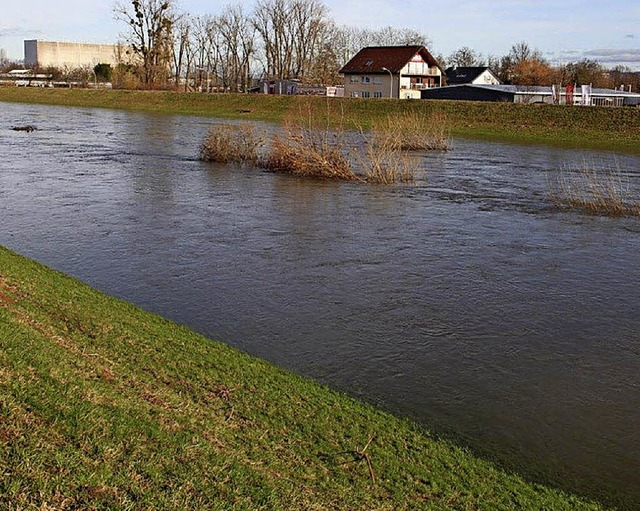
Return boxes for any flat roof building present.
[421,84,640,106]
[24,40,124,68]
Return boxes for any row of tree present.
[2,0,636,92]
[113,0,430,90]
[445,43,640,91]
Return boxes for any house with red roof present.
[339,45,443,99]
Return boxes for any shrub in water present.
[549,159,640,217]
[200,124,263,164]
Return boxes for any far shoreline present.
[2,87,640,154]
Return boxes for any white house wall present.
[344,74,396,98]
[400,62,441,77]
[471,70,500,85]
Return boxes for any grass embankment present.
[1,87,639,153]
[0,246,602,510]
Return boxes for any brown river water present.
[1,102,639,507]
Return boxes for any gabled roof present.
[445,66,498,84]
[339,45,442,75]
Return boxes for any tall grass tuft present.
[262,129,362,181]
[549,159,640,216]
[199,99,428,184]
[200,124,263,164]
[371,110,451,151]
[358,133,419,184]
[261,100,361,181]
[262,98,420,184]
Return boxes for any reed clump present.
[261,124,362,182]
[262,98,420,184]
[199,99,428,184]
[199,123,263,164]
[358,133,419,184]
[371,110,451,151]
[550,160,640,216]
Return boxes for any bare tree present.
[172,14,191,88]
[331,24,432,68]
[217,4,255,91]
[495,41,548,84]
[448,46,484,67]
[114,0,176,86]
[253,0,329,80]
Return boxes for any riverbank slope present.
[1,87,639,153]
[0,245,601,509]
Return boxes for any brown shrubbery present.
[549,160,640,216]
[199,124,263,164]
[200,100,449,184]
[263,131,362,182]
[370,110,451,151]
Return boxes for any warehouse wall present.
[24,40,122,68]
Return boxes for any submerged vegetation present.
[200,100,437,184]
[550,159,640,216]
[199,123,263,164]
[0,246,603,509]
[370,110,451,151]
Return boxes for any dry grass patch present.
[262,129,361,182]
[199,124,263,164]
[198,101,444,184]
[550,159,640,217]
[262,99,420,184]
[371,110,451,151]
[358,135,419,184]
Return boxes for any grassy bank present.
[1,87,639,152]
[0,245,602,510]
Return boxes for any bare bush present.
[262,126,361,181]
[359,137,419,184]
[549,160,640,216]
[261,99,423,183]
[371,110,450,151]
[200,124,263,163]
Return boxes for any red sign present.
[566,84,574,105]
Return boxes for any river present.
[1,102,639,507]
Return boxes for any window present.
[361,76,371,84]
[361,91,370,98]
[350,91,358,98]
[365,60,374,67]
[373,91,383,98]
[373,76,382,84]
[349,75,358,83]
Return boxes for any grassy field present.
[1,87,639,152]
[0,245,603,510]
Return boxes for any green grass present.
[0,245,604,510]
[1,87,639,152]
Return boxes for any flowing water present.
[1,102,639,507]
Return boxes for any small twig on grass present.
[331,433,377,484]
[358,435,377,485]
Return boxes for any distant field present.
[1,87,639,152]
[0,246,603,509]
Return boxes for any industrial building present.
[24,40,124,68]
[421,84,640,106]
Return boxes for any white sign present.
[581,84,592,106]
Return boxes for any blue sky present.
[1,0,639,69]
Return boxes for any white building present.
[445,66,501,86]
[340,45,443,99]
[24,40,125,68]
